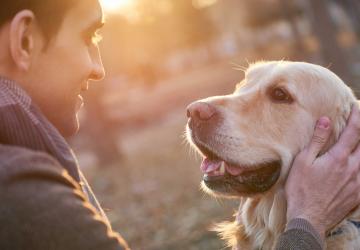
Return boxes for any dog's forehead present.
[239,62,329,92]
[234,70,299,95]
[232,61,354,114]
[233,80,300,104]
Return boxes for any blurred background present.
[69,0,360,249]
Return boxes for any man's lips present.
[76,95,84,110]
[81,82,89,91]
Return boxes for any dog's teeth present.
[220,163,225,174]
[238,175,246,183]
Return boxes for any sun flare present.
[100,0,132,12]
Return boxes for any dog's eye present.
[270,87,293,103]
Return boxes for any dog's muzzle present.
[202,159,281,196]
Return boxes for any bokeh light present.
[100,0,132,13]
[192,0,218,9]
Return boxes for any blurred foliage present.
[135,0,216,48]
[240,0,303,28]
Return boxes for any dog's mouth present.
[197,144,281,196]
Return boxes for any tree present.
[305,0,354,88]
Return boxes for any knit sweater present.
[275,218,323,250]
[0,145,129,250]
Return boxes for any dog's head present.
[186,61,357,198]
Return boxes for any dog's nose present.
[187,102,216,121]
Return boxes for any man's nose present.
[186,102,216,121]
[89,46,105,81]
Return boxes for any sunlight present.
[192,0,218,9]
[100,0,133,13]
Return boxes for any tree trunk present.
[279,0,307,60]
[306,0,354,88]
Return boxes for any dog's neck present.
[235,189,287,249]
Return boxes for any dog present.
[186,61,360,249]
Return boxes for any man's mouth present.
[76,95,84,110]
[81,82,89,91]
[196,143,281,196]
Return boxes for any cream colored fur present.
[189,61,360,249]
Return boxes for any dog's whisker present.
[180,134,189,146]
[214,196,225,207]
[230,62,247,72]
[184,139,200,160]
[233,67,247,73]
[325,62,333,70]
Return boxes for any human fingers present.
[330,105,360,157]
[306,116,332,161]
[326,181,360,230]
[349,138,360,169]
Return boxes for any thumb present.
[307,117,332,160]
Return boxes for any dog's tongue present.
[200,158,222,173]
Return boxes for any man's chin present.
[53,114,80,137]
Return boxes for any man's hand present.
[285,105,360,241]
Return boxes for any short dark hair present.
[0,0,78,42]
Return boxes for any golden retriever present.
[186,61,360,250]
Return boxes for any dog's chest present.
[237,198,360,250]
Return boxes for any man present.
[0,0,129,249]
[0,1,359,250]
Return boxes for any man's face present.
[27,0,105,136]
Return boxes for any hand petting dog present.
[286,105,360,241]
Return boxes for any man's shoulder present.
[0,144,64,181]
[0,144,60,166]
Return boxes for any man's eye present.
[269,87,293,103]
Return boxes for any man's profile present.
[0,0,128,249]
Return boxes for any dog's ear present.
[321,100,358,155]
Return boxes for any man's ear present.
[9,10,39,71]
